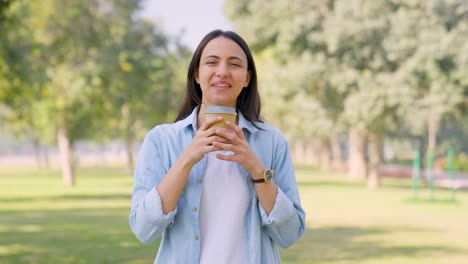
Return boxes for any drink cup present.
[204,106,237,129]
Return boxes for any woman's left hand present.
[212,121,264,176]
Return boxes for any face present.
[195,36,251,108]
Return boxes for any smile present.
[211,81,231,88]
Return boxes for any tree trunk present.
[293,142,306,165]
[348,128,367,180]
[42,145,50,169]
[122,104,134,176]
[367,133,383,189]
[125,136,134,176]
[32,136,42,169]
[330,133,343,170]
[57,116,75,187]
[427,106,440,160]
[319,139,332,171]
[295,141,320,166]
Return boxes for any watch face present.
[265,170,273,181]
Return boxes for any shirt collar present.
[238,110,258,133]
[174,106,199,131]
[175,106,258,133]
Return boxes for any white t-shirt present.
[199,151,248,264]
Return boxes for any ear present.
[195,68,200,84]
[243,71,251,88]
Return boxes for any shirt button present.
[192,207,198,212]
[194,235,199,240]
[197,178,203,184]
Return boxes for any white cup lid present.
[205,106,237,115]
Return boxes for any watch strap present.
[252,178,266,183]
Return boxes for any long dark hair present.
[174,30,262,126]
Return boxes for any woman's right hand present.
[156,117,229,214]
[181,116,230,166]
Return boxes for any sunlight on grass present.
[0,244,43,255]
[1,165,468,263]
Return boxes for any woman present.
[129,29,305,264]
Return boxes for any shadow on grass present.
[0,208,158,264]
[0,193,131,203]
[280,226,462,263]
[1,207,464,264]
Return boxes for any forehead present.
[201,36,248,61]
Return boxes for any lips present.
[211,81,231,88]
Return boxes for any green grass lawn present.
[0,165,467,263]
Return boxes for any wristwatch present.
[252,169,274,184]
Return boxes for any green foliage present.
[226,0,468,156]
[0,0,14,22]
[442,153,468,172]
[387,158,414,167]
[0,0,190,180]
[0,0,188,145]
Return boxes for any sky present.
[140,0,233,50]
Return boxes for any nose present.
[216,63,229,77]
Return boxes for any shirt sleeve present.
[129,129,177,244]
[259,187,294,226]
[258,134,306,248]
[143,187,177,225]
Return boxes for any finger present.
[203,145,222,153]
[196,124,224,140]
[199,116,223,131]
[225,121,245,139]
[202,148,222,156]
[212,141,235,151]
[214,129,237,141]
[207,135,230,145]
[215,153,236,162]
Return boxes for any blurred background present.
[1,0,467,263]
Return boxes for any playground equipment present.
[412,149,420,198]
[411,146,456,201]
[448,146,456,201]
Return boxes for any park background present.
[1,0,467,263]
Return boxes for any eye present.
[230,63,241,67]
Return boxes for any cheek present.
[197,70,211,83]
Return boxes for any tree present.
[226,0,467,189]
[226,0,346,169]
[96,2,188,174]
[0,0,54,168]
[1,0,189,184]
[396,0,468,164]
[226,0,407,184]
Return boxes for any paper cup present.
[204,106,237,128]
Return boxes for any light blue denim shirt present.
[129,107,306,264]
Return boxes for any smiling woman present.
[129,29,305,264]
[196,36,251,109]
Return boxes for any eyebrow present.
[203,55,244,62]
